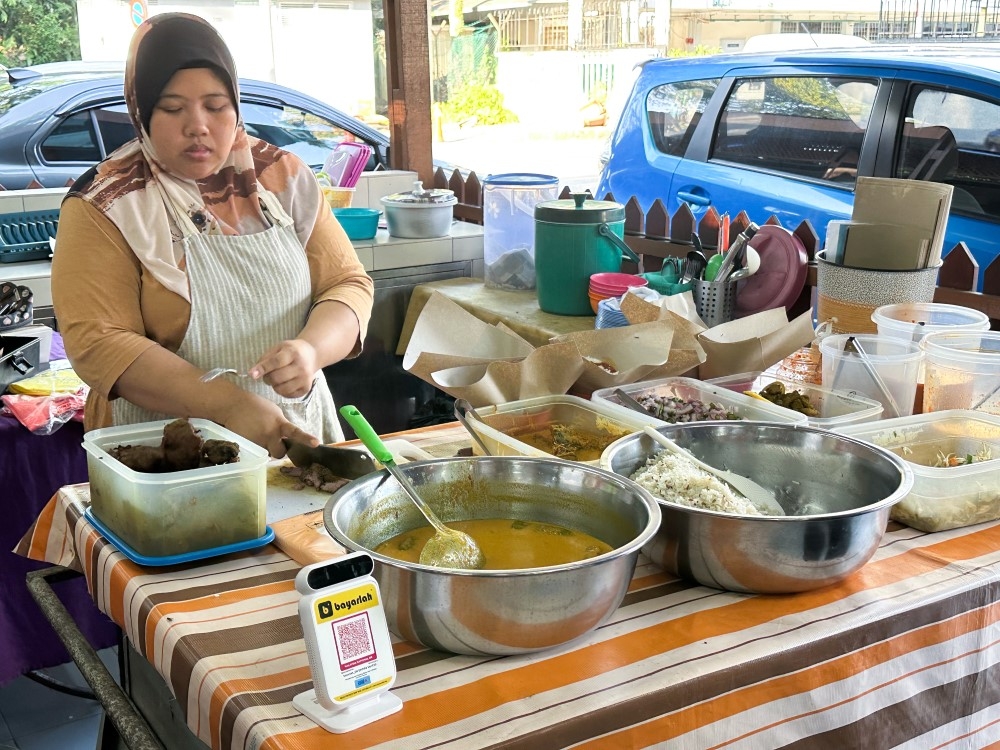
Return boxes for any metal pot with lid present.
[534,192,640,316]
[381,181,457,238]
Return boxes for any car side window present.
[713,76,878,183]
[896,86,1000,221]
[39,111,102,163]
[241,101,371,171]
[94,104,137,155]
[645,79,718,157]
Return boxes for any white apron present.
[113,190,344,443]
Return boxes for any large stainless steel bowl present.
[602,422,914,594]
[323,456,661,655]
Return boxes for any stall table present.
[16,422,1000,749]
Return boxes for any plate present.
[734,225,809,318]
[85,508,275,567]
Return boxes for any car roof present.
[639,43,1000,79]
[1,68,389,144]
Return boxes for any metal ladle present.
[340,405,486,570]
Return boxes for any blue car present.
[596,44,1000,288]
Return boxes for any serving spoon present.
[641,426,785,516]
[340,405,486,570]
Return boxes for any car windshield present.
[241,100,367,171]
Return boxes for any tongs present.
[836,337,901,418]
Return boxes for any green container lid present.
[535,193,624,224]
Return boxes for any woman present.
[52,13,374,457]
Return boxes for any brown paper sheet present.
[697,308,817,380]
[618,292,707,378]
[550,323,675,392]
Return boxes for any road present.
[432,121,609,194]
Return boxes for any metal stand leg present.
[26,565,165,750]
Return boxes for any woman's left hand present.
[251,339,318,398]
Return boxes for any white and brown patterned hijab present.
[70,12,322,301]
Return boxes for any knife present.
[282,439,377,479]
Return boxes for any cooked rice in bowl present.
[629,452,762,516]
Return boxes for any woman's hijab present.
[71,12,323,301]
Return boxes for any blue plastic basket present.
[332,207,380,240]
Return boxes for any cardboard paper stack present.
[825,177,953,271]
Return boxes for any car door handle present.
[677,191,710,207]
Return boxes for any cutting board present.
[265,439,432,523]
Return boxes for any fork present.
[200,368,249,383]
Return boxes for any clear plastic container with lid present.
[482,173,559,290]
[921,330,1000,415]
[872,303,990,344]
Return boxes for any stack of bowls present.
[588,272,648,314]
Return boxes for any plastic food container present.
[921,331,1000,416]
[83,419,268,558]
[320,186,354,208]
[841,410,1000,532]
[820,334,923,418]
[482,173,559,291]
[464,395,651,464]
[707,371,883,428]
[381,181,456,238]
[872,303,990,344]
[591,376,808,426]
[332,207,380,240]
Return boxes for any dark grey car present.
[0,63,396,190]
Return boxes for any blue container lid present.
[483,173,559,187]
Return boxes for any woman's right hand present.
[215,391,319,457]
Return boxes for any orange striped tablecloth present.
[16,423,1000,749]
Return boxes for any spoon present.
[641,425,785,516]
[453,399,494,455]
[200,368,249,382]
[683,250,707,283]
[340,405,486,570]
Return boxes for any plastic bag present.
[1,390,87,435]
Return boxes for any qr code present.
[334,612,376,668]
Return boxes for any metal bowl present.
[323,456,661,655]
[601,422,914,594]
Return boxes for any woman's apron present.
[113,190,344,443]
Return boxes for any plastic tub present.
[591,376,808,426]
[332,207,380,240]
[921,330,1000,416]
[464,395,651,465]
[820,334,923,418]
[320,186,355,208]
[83,419,268,558]
[707,371,884,428]
[841,410,1000,531]
[483,173,559,291]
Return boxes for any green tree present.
[0,0,80,67]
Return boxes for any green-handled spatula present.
[339,405,486,570]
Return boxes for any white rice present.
[629,451,762,516]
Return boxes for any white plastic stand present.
[293,688,402,733]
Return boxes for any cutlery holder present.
[692,279,737,328]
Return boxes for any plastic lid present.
[920,330,1000,366]
[382,181,456,205]
[535,192,624,223]
[483,173,559,186]
[872,303,990,337]
[733,224,808,317]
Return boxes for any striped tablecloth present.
[16,423,1000,749]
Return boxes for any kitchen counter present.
[17,422,1000,749]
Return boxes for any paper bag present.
[697,308,816,380]
[550,323,675,392]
